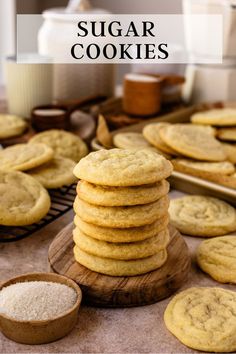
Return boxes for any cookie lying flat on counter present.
[0,143,53,171]
[74,215,169,243]
[197,236,236,284]
[73,148,173,187]
[77,180,169,206]
[0,114,28,139]
[159,124,226,161]
[164,287,236,352]
[28,156,77,189]
[74,246,167,276]
[0,170,50,226]
[74,195,169,228]
[29,129,88,162]
[169,195,236,237]
[73,227,170,260]
[191,108,236,126]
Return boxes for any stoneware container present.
[0,273,82,345]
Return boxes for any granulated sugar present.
[0,281,77,321]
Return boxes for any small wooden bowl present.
[0,273,82,345]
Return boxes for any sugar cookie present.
[74,215,169,243]
[28,156,77,189]
[0,170,50,226]
[74,195,169,228]
[73,227,169,260]
[73,149,173,186]
[0,143,53,171]
[74,245,167,276]
[191,108,236,126]
[164,287,236,352]
[30,129,88,162]
[160,124,226,161]
[77,180,169,206]
[0,114,27,139]
[169,195,236,236]
[197,236,236,284]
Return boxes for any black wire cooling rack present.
[0,184,77,243]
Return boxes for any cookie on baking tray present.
[29,129,88,162]
[191,108,236,126]
[217,128,236,142]
[73,245,167,276]
[164,287,236,352]
[74,195,169,228]
[143,122,178,155]
[172,159,236,189]
[113,132,152,149]
[0,143,53,171]
[172,159,235,176]
[28,156,77,189]
[159,124,226,161]
[113,132,171,158]
[73,227,170,260]
[74,214,169,243]
[0,170,50,226]
[77,179,169,206]
[169,195,236,237]
[0,114,27,139]
[197,236,236,284]
[73,148,173,186]
[222,143,236,163]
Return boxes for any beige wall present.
[17,0,182,14]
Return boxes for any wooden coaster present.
[48,224,191,308]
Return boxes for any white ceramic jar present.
[182,62,236,103]
[38,0,115,102]
[183,0,236,59]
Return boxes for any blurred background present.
[0,0,182,86]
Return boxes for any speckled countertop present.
[0,190,235,354]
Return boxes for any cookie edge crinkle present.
[73,149,173,186]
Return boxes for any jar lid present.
[43,0,110,21]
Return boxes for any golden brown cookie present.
[0,143,53,171]
[217,128,236,142]
[113,132,152,149]
[28,156,77,189]
[191,108,236,126]
[143,123,177,155]
[74,245,167,276]
[172,159,236,189]
[74,195,169,228]
[221,143,236,163]
[169,195,236,237]
[0,170,50,226]
[197,236,236,284]
[74,214,169,243]
[73,227,169,260]
[29,129,88,162]
[0,114,27,139]
[160,124,226,161]
[172,159,235,175]
[73,149,173,186]
[77,180,169,206]
[164,287,236,352]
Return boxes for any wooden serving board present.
[48,224,191,308]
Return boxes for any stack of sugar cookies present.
[72,149,173,276]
